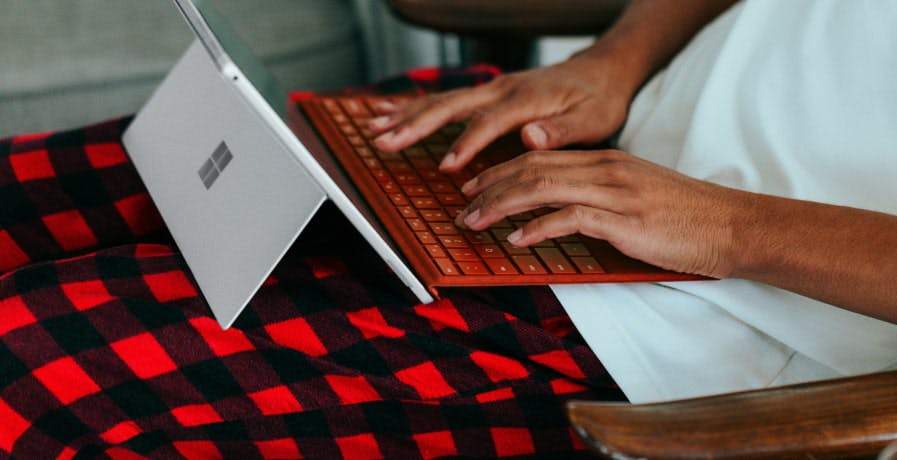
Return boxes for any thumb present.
[521,109,619,150]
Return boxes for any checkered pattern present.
[0,67,623,459]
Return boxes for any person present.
[368,0,897,402]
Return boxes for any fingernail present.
[507,228,523,244]
[526,124,547,148]
[440,152,457,170]
[463,208,480,227]
[375,101,396,111]
[374,131,396,146]
[369,116,390,129]
[461,177,477,195]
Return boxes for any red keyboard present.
[299,95,702,296]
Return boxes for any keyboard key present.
[437,194,465,206]
[389,194,408,206]
[512,256,547,274]
[426,143,450,156]
[447,172,473,187]
[416,231,437,245]
[445,207,465,218]
[421,170,443,181]
[457,261,489,275]
[348,135,366,147]
[356,146,374,158]
[420,210,450,222]
[535,248,575,274]
[485,258,518,275]
[429,223,459,235]
[571,257,605,274]
[340,123,358,136]
[491,228,515,241]
[410,158,438,170]
[447,248,479,261]
[474,244,503,258]
[395,173,422,184]
[424,244,447,258]
[404,146,428,157]
[385,161,413,174]
[322,98,341,115]
[333,113,349,124]
[376,150,403,161]
[403,185,430,196]
[466,232,494,244]
[533,239,557,248]
[411,197,439,209]
[381,181,399,193]
[502,242,532,255]
[434,258,460,276]
[561,243,590,257]
[398,206,417,219]
[340,98,371,117]
[407,219,426,231]
[370,169,390,182]
[363,158,382,169]
[428,182,455,194]
[439,236,468,248]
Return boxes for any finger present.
[507,205,627,247]
[460,177,630,231]
[438,98,549,172]
[370,99,404,115]
[521,104,621,150]
[460,149,628,197]
[368,99,413,133]
[373,87,499,153]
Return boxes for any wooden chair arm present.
[384,0,626,38]
[567,370,897,459]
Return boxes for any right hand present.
[368,55,637,173]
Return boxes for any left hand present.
[455,149,750,278]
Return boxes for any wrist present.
[725,192,786,280]
[563,43,648,102]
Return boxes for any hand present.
[368,56,635,173]
[454,149,750,278]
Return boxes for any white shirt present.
[553,0,897,403]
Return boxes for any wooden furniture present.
[384,0,626,70]
[567,370,897,459]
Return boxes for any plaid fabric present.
[0,67,624,459]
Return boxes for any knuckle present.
[519,150,547,166]
[534,175,555,193]
[479,193,502,216]
[469,110,489,124]
[601,162,631,183]
[566,205,594,228]
[492,74,513,87]
[429,94,452,110]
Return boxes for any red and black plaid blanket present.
[0,68,623,459]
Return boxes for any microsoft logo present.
[198,141,233,189]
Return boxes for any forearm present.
[567,0,739,98]
[730,193,897,323]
